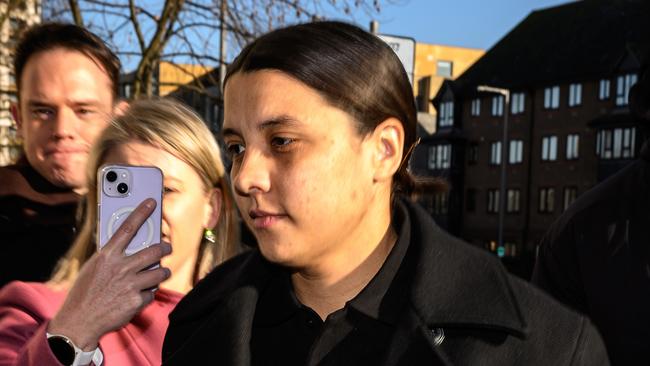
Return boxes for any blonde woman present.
[0,99,239,366]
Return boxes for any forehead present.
[223,70,338,129]
[19,48,113,102]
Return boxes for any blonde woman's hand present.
[48,198,172,351]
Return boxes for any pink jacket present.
[0,281,182,365]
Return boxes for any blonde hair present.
[51,98,240,284]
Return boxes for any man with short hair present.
[0,23,123,287]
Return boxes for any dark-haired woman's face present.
[223,70,384,269]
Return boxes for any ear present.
[10,101,22,137]
[203,187,223,230]
[370,117,404,183]
[112,100,130,117]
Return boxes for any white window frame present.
[491,96,504,116]
[599,79,610,100]
[490,141,502,165]
[568,83,582,107]
[471,98,481,116]
[437,60,453,78]
[428,144,452,170]
[566,134,579,160]
[539,188,555,213]
[511,92,525,114]
[439,101,454,127]
[487,189,499,213]
[506,189,520,213]
[616,73,638,106]
[542,136,558,161]
[544,86,560,109]
[509,139,523,164]
[563,187,577,211]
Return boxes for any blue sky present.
[349,0,573,50]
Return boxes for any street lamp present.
[477,85,510,255]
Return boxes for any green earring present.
[204,228,216,243]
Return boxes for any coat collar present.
[399,198,528,339]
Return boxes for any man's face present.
[17,48,115,192]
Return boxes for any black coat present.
[163,199,608,365]
[0,158,80,287]
[533,142,650,365]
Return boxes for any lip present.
[44,146,86,156]
[249,209,286,229]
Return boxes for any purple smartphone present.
[97,165,163,255]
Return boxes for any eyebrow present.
[222,115,301,138]
[26,99,103,108]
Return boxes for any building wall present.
[414,43,484,115]
[0,0,41,166]
[457,75,640,278]
[157,62,213,97]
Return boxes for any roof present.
[452,0,650,98]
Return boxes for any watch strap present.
[46,332,103,366]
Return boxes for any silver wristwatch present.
[46,332,104,366]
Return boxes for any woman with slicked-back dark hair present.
[163,21,609,365]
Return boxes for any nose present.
[232,150,271,196]
[51,108,77,140]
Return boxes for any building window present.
[466,188,477,212]
[487,189,499,213]
[568,83,582,107]
[511,92,525,114]
[471,98,481,116]
[468,143,479,165]
[599,79,610,100]
[509,139,523,164]
[504,242,518,257]
[563,187,577,211]
[492,96,504,116]
[439,101,454,127]
[428,144,451,169]
[566,134,579,160]
[490,141,502,165]
[544,85,560,109]
[506,189,520,213]
[541,136,558,161]
[596,127,636,159]
[437,60,453,78]
[432,192,448,215]
[539,187,555,213]
[616,73,638,106]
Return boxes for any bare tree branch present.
[68,0,84,26]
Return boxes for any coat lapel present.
[377,200,529,365]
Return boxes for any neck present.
[162,254,197,294]
[291,207,397,320]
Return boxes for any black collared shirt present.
[250,205,411,366]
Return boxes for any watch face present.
[48,336,76,365]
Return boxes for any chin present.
[257,241,300,268]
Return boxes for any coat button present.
[431,328,445,346]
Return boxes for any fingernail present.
[161,243,172,255]
[145,199,155,208]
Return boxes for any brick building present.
[412,0,650,278]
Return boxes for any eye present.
[163,186,178,195]
[32,108,54,120]
[226,143,245,159]
[77,108,95,116]
[271,137,294,148]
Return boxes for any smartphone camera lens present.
[117,183,129,194]
[106,171,118,182]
